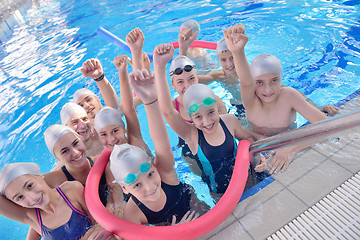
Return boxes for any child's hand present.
[254,154,267,172]
[223,23,248,53]
[268,147,296,174]
[129,69,157,104]
[126,27,145,53]
[171,211,199,225]
[80,58,104,79]
[113,55,130,73]
[153,43,174,66]
[143,53,151,70]
[178,28,198,49]
[321,104,339,116]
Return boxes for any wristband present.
[144,98,158,105]
[93,73,105,82]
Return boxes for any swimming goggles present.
[169,65,195,76]
[188,97,217,114]
[124,162,151,184]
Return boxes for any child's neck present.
[41,188,61,214]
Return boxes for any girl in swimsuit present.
[224,23,328,174]
[94,55,151,157]
[110,69,198,225]
[0,162,106,240]
[153,43,260,195]
[26,125,122,239]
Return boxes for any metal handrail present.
[249,108,360,161]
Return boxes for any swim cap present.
[60,102,87,126]
[183,84,217,114]
[169,55,196,79]
[180,20,200,35]
[216,38,229,56]
[73,88,97,103]
[110,144,151,186]
[94,107,125,133]
[0,162,41,196]
[44,124,77,155]
[250,54,283,79]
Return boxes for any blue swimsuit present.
[196,118,237,193]
[131,182,191,225]
[36,187,91,240]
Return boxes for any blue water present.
[1,0,360,238]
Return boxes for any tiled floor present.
[200,96,360,240]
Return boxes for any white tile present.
[233,180,284,219]
[238,189,307,240]
[288,160,353,206]
[197,213,237,240]
[208,221,252,240]
[272,149,327,186]
[329,141,360,174]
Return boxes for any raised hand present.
[113,55,131,74]
[80,58,104,79]
[223,23,248,53]
[126,27,145,53]
[129,69,157,105]
[178,28,199,55]
[171,211,199,225]
[153,43,174,67]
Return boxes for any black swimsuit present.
[131,182,191,225]
[61,157,108,206]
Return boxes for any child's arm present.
[129,69,179,184]
[178,28,198,56]
[126,28,145,70]
[80,59,121,110]
[215,95,227,114]
[26,228,41,240]
[198,70,225,85]
[113,55,144,141]
[0,195,35,227]
[153,43,195,143]
[223,24,256,108]
[287,87,327,123]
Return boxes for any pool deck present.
[199,96,360,240]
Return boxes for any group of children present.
[0,20,338,239]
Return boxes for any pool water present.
[1,0,359,239]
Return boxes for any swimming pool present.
[0,0,359,238]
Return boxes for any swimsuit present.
[196,118,237,193]
[61,157,108,206]
[131,182,191,225]
[36,187,91,240]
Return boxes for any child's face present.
[217,50,235,74]
[4,175,49,209]
[77,94,102,119]
[53,132,87,167]
[66,114,92,142]
[123,165,162,202]
[98,125,127,150]
[254,73,282,103]
[191,106,220,134]
[172,70,198,97]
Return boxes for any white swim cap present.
[73,88,97,103]
[110,144,151,186]
[183,84,217,114]
[44,124,77,155]
[250,54,283,79]
[94,107,125,133]
[216,38,229,56]
[60,102,87,126]
[169,55,196,79]
[181,20,200,35]
[0,162,41,196]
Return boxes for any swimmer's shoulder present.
[220,113,239,129]
[59,181,85,211]
[123,198,147,224]
[42,169,67,188]
[280,86,304,102]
